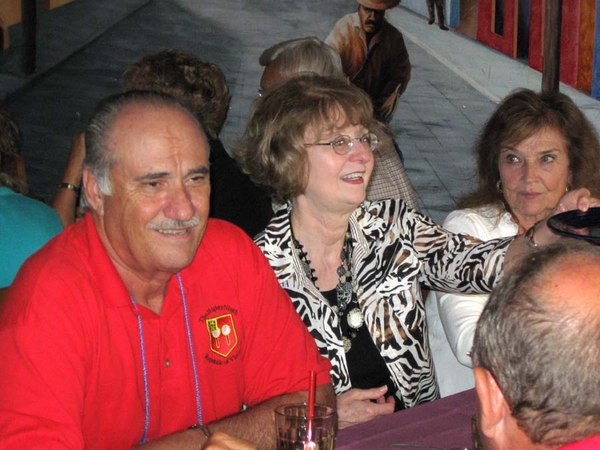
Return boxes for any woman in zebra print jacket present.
[235,75,595,428]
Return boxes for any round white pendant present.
[347,308,365,330]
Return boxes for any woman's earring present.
[565,185,570,193]
[496,180,502,193]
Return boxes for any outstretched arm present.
[135,384,335,450]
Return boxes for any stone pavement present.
[1,0,599,224]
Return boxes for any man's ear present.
[474,367,510,443]
[82,168,105,216]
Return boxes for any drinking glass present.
[275,403,336,450]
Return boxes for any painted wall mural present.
[402,0,600,99]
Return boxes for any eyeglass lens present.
[332,133,377,153]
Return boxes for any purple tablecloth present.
[335,389,477,450]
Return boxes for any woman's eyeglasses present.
[304,132,378,155]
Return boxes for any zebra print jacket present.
[255,199,512,408]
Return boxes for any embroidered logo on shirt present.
[206,313,238,357]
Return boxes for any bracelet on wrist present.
[525,221,541,248]
[189,424,212,440]
[57,182,79,193]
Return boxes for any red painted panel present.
[477,0,517,57]
[560,0,581,86]
[529,0,544,70]
[528,0,586,89]
[578,0,595,91]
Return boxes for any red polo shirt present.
[0,215,331,449]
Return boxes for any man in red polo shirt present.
[0,91,334,449]
[472,240,600,450]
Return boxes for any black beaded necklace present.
[290,226,365,352]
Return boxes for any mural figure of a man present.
[326,0,411,123]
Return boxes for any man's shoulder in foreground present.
[560,435,600,450]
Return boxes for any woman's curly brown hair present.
[235,75,387,203]
[123,48,231,140]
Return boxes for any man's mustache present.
[149,217,201,230]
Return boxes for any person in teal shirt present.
[0,186,63,287]
[0,109,63,288]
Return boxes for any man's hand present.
[203,432,257,450]
[552,187,599,214]
[505,188,600,270]
[536,188,600,246]
[336,386,395,429]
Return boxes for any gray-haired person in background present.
[258,36,420,210]
[472,240,600,450]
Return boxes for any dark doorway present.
[516,0,531,59]
[494,0,505,35]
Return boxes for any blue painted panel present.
[449,0,459,27]
[593,2,600,100]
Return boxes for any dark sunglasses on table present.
[304,132,379,155]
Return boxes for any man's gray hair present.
[82,90,202,208]
[259,36,344,80]
[472,239,600,446]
